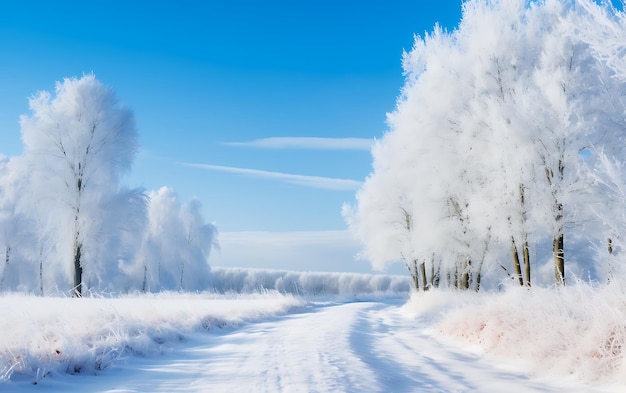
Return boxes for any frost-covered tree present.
[567,0,626,280]
[345,0,626,289]
[20,74,138,296]
[0,157,19,287]
[138,187,216,292]
[85,188,148,292]
[0,75,219,295]
[0,157,33,291]
[179,197,218,289]
[344,24,472,289]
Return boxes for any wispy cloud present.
[223,137,373,151]
[182,163,362,191]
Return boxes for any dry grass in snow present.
[0,292,303,383]
[403,283,626,385]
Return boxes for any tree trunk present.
[73,239,83,297]
[545,159,565,286]
[554,197,564,285]
[404,259,420,292]
[432,257,440,288]
[553,159,565,285]
[0,245,10,290]
[519,185,531,287]
[407,259,419,291]
[554,232,564,285]
[142,264,148,293]
[430,258,435,288]
[419,261,428,291]
[73,174,84,297]
[608,238,614,284]
[179,261,186,290]
[511,237,523,286]
[474,227,491,292]
[522,241,531,287]
[73,206,83,297]
[39,246,44,296]
[460,258,471,290]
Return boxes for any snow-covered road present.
[10,300,617,392]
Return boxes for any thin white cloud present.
[224,137,373,151]
[182,163,362,191]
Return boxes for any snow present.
[0,291,304,384]
[433,283,626,385]
[2,274,625,392]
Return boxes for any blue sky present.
[0,1,462,272]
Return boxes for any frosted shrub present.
[434,283,626,383]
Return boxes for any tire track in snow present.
[205,302,382,392]
[102,302,382,393]
[348,303,534,392]
[347,302,613,393]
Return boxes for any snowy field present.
[2,270,626,392]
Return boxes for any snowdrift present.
[210,267,411,297]
[403,283,626,385]
[0,292,303,383]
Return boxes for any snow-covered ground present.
[3,280,625,392]
[8,298,613,393]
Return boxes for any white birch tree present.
[138,187,216,292]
